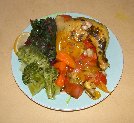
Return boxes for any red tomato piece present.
[83,40,96,53]
[94,72,107,85]
[64,80,84,99]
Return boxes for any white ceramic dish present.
[11,12,123,111]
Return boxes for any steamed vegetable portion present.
[23,62,45,96]
[17,45,60,98]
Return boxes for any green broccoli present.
[23,62,45,96]
[22,62,44,85]
[17,45,60,99]
[43,67,60,99]
[17,45,49,66]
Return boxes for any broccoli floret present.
[17,45,60,98]
[44,67,60,99]
[22,62,44,85]
[17,45,49,66]
[23,62,45,96]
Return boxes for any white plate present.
[11,12,123,111]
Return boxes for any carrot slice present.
[56,52,76,68]
[55,74,65,87]
[97,81,110,93]
[54,61,66,72]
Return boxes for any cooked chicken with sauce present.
[56,15,109,70]
[87,19,109,70]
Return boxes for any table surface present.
[0,0,134,123]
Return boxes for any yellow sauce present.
[56,31,84,58]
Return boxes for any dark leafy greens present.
[25,17,57,62]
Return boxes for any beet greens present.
[25,17,57,62]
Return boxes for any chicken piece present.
[77,17,110,70]
[56,15,110,70]
[88,19,109,70]
[56,15,92,42]
[55,15,92,58]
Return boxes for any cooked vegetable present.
[54,61,66,72]
[25,18,57,62]
[66,96,71,104]
[84,81,101,100]
[17,45,60,99]
[23,62,45,95]
[85,90,101,100]
[83,40,96,51]
[97,81,110,93]
[17,45,48,65]
[44,68,60,99]
[55,73,65,87]
[56,52,76,68]
[64,77,84,99]
[94,72,107,85]
[22,62,44,85]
